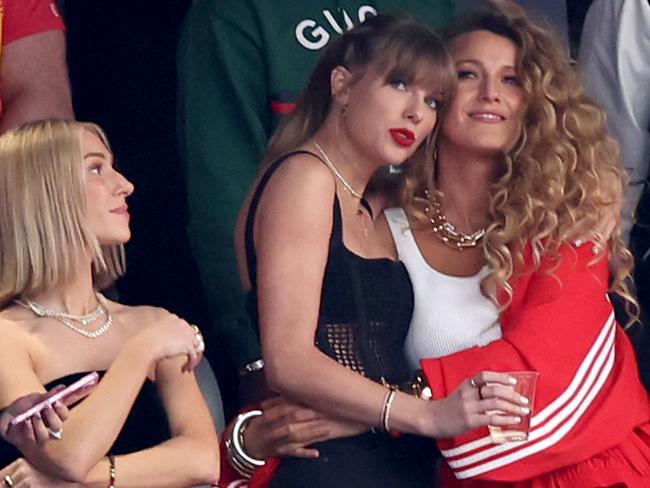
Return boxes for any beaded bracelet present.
[108,454,116,488]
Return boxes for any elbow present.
[188,439,220,486]
[44,455,94,484]
[264,346,321,394]
[27,442,97,483]
[61,454,98,484]
[264,355,302,394]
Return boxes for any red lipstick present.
[389,128,416,147]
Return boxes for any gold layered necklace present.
[423,189,486,250]
[15,292,113,338]
[313,142,371,239]
[313,142,364,199]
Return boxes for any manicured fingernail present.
[520,407,530,415]
[513,416,521,423]
[520,396,529,405]
[508,377,518,385]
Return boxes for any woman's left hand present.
[570,172,623,252]
[0,458,78,487]
[0,390,70,447]
[570,206,618,253]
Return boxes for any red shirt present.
[422,243,650,482]
[1,0,64,46]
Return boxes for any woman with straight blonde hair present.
[0,120,219,487]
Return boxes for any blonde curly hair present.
[400,0,636,320]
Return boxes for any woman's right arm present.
[253,155,526,440]
[0,311,200,482]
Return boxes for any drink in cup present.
[488,371,538,444]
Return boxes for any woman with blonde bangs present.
[382,1,650,485]
[0,120,219,487]
[223,13,530,488]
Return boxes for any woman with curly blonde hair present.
[383,1,650,485]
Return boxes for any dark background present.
[60,0,598,419]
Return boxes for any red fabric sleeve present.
[2,0,65,45]
[421,243,650,482]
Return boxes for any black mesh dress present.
[246,152,437,487]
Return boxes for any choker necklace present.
[313,142,364,200]
[424,189,486,250]
[15,293,112,338]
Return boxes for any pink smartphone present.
[10,372,100,426]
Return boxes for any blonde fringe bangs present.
[264,14,454,168]
[0,120,125,308]
[402,1,637,323]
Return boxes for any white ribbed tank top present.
[384,208,502,371]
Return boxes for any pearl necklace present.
[313,142,364,199]
[424,189,486,250]
[15,293,113,338]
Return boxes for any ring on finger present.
[47,427,64,440]
[592,233,605,254]
[4,474,14,487]
[469,378,479,388]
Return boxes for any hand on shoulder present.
[123,306,204,374]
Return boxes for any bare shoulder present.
[266,151,335,194]
[0,311,35,365]
[0,313,27,342]
[104,299,180,334]
[258,152,336,219]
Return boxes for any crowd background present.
[53,0,642,420]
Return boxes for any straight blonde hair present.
[0,120,125,308]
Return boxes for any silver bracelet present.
[239,359,265,376]
[226,409,266,478]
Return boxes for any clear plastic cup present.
[488,371,538,444]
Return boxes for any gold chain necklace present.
[312,142,371,240]
[424,189,486,250]
[313,142,364,199]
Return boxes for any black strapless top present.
[0,371,170,467]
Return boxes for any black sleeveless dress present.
[246,152,437,487]
[0,371,170,468]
